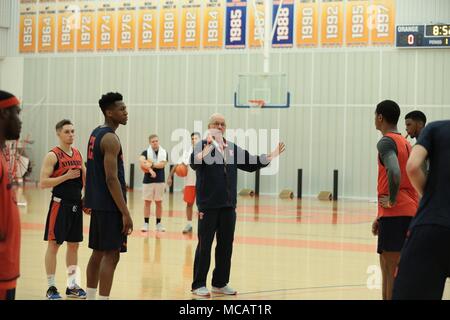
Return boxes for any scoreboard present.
[396,24,450,48]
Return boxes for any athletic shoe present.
[141,222,149,232]
[212,285,237,295]
[156,223,166,232]
[46,286,62,300]
[182,224,193,234]
[192,286,210,297]
[66,285,87,299]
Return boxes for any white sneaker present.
[211,285,237,295]
[182,224,193,234]
[156,223,166,232]
[192,286,210,297]
[141,222,149,232]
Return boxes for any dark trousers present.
[192,207,236,290]
[393,225,450,300]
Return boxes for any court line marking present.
[21,223,376,253]
[192,283,370,300]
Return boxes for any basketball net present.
[248,99,265,115]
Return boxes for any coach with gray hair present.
[190,113,285,297]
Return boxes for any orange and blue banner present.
[225,0,247,49]
[272,0,294,48]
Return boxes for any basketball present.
[175,164,188,177]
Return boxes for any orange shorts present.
[183,186,196,205]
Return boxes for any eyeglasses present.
[212,122,226,127]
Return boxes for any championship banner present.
[77,0,95,52]
[225,0,247,49]
[19,0,37,53]
[159,0,179,50]
[117,1,136,51]
[346,0,369,46]
[137,0,158,50]
[202,0,224,49]
[370,0,395,45]
[180,0,201,49]
[248,0,264,48]
[57,0,76,52]
[96,0,117,51]
[38,0,56,53]
[320,0,344,47]
[272,0,294,48]
[296,0,318,47]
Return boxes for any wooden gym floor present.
[15,187,450,300]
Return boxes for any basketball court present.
[1,0,450,300]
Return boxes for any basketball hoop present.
[248,99,265,114]
[249,99,266,108]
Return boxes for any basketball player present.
[167,132,201,234]
[84,92,133,300]
[0,90,22,301]
[190,113,285,297]
[372,100,419,300]
[405,110,428,174]
[139,134,168,232]
[405,110,427,140]
[40,119,87,299]
[393,120,450,299]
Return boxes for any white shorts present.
[142,183,165,202]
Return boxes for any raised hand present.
[268,142,286,161]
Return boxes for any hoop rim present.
[248,99,266,108]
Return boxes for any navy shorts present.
[393,224,450,300]
[0,288,16,300]
[88,210,127,253]
[377,216,412,254]
[44,197,83,245]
